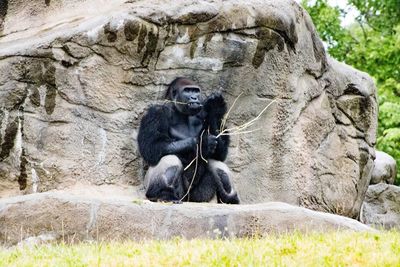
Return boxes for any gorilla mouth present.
[187,102,202,109]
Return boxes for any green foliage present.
[1,232,400,266]
[379,102,400,131]
[349,0,400,33]
[301,0,354,60]
[302,1,341,47]
[302,0,400,184]
[378,128,400,166]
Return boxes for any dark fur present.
[138,81,239,204]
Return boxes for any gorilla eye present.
[183,87,200,93]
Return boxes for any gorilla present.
[138,77,240,204]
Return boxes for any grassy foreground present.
[1,231,399,267]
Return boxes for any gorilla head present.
[166,77,203,116]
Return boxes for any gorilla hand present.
[204,92,227,135]
[204,92,226,116]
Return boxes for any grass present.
[1,231,400,267]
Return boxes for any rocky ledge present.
[0,192,373,247]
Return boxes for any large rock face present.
[0,0,377,218]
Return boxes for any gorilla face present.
[172,79,203,115]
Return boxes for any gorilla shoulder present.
[138,104,173,166]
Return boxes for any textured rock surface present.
[370,151,397,185]
[0,0,377,218]
[362,183,400,229]
[0,192,374,246]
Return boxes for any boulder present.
[0,0,377,218]
[370,151,397,185]
[0,192,374,246]
[362,183,400,229]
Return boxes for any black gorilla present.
[138,77,239,204]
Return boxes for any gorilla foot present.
[218,192,240,204]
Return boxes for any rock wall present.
[0,0,377,218]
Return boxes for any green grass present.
[1,231,400,267]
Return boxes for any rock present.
[0,192,374,246]
[370,151,397,185]
[362,183,400,229]
[16,232,59,248]
[0,0,377,218]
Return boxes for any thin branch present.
[220,92,243,133]
[162,99,189,105]
[355,17,368,41]
[180,144,199,202]
[199,129,208,163]
[217,100,276,138]
[184,157,196,171]
[218,128,262,136]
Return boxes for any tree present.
[349,0,400,34]
[302,0,400,184]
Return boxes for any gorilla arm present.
[164,138,197,154]
[138,105,196,166]
[202,93,230,161]
[202,93,239,204]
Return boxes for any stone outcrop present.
[370,151,397,185]
[362,183,400,229]
[0,0,377,218]
[0,192,374,246]
[361,151,399,229]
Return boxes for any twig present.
[218,128,262,136]
[199,129,208,163]
[162,99,189,105]
[184,157,196,171]
[184,129,207,171]
[220,92,243,133]
[180,144,199,202]
[181,130,206,202]
[217,100,276,138]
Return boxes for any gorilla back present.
[138,77,239,204]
